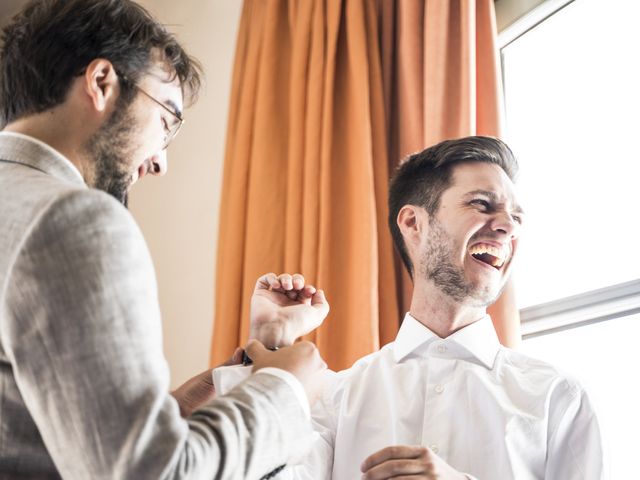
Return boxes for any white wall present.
[130,0,242,387]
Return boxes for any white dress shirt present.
[215,313,604,479]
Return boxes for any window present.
[500,0,639,476]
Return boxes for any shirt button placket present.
[422,347,454,460]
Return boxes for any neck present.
[3,108,96,185]
[409,279,486,338]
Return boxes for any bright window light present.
[502,0,640,309]
[502,1,640,477]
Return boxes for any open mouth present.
[469,243,508,270]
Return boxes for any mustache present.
[468,231,504,244]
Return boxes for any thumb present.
[244,339,268,362]
[311,289,330,313]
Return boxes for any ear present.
[397,204,429,252]
[82,58,120,113]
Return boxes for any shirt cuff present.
[254,367,311,419]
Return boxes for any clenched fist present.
[250,272,329,348]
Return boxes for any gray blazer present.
[0,132,312,479]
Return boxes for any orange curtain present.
[211,0,398,370]
[211,0,519,371]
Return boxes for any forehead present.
[446,161,520,206]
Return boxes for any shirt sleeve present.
[272,371,340,480]
[545,382,605,480]
[3,189,315,479]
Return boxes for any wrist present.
[250,320,293,348]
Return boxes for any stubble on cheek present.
[86,100,138,206]
[420,219,502,307]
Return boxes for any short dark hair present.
[0,0,202,128]
[388,136,519,278]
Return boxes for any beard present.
[419,217,503,307]
[85,96,138,207]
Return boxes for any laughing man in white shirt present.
[218,136,604,479]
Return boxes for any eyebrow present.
[465,189,525,215]
[165,99,183,120]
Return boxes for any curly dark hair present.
[0,0,202,128]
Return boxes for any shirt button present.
[434,384,444,394]
[437,344,447,353]
[430,445,440,454]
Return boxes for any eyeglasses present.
[117,71,184,150]
[135,86,184,150]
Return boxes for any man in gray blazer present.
[0,0,329,478]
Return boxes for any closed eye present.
[470,199,492,211]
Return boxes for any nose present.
[150,149,167,176]
[491,210,520,238]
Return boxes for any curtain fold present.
[211,0,519,370]
[212,0,398,370]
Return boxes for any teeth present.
[489,256,503,268]
[469,243,508,268]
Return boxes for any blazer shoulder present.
[10,188,150,286]
[28,188,140,246]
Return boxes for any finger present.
[292,273,305,290]
[286,290,298,300]
[255,272,280,292]
[231,347,244,365]
[298,285,316,306]
[361,458,431,480]
[277,273,293,290]
[222,347,244,366]
[361,445,427,472]
[300,284,317,299]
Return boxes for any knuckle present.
[394,460,409,473]
[423,459,435,473]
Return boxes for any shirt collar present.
[393,312,501,369]
[0,132,85,186]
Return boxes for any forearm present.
[171,369,217,418]
[165,373,315,479]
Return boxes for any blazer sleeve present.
[213,365,337,480]
[2,189,314,480]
